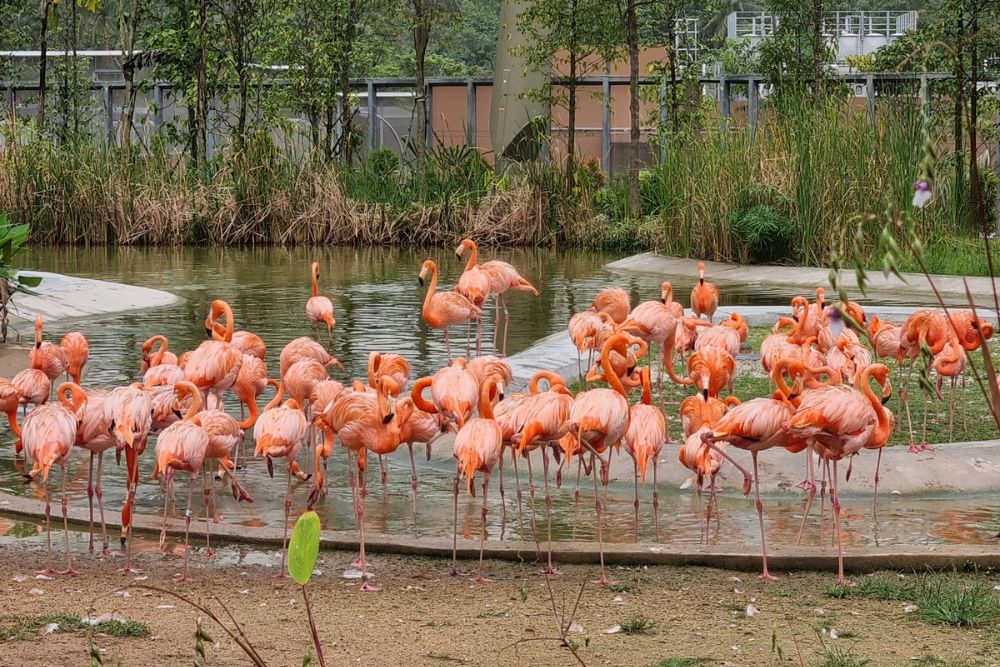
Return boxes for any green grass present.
[619,616,656,634]
[915,577,1000,628]
[911,655,985,667]
[476,610,507,618]
[825,574,916,601]
[608,582,640,594]
[815,640,871,667]
[0,613,150,641]
[656,659,711,667]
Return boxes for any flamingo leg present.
[275,465,292,580]
[379,454,388,500]
[694,477,705,544]
[540,447,559,575]
[202,468,215,558]
[524,449,539,552]
[96,452,109,556]
[407,443,418,519]
[119,446,142,574]
[795,447,817,546]
[872,447,883,521]
[177,473,195,583]
[450,466,461,576]
[159,472,171,549]
[501,295,511,358]
[474,473,492,583]
[752,452,777,582]
[652,459,660,542]
[818,459,828,547]
[59,464,78,575]
[920,389,929,449]
[903,361,918,451]
[571,454,583,540]
[632,459,640,543]
[86,452,95,555]
[830,458,846,585]
[497,445,507,540]
[358,458,379,592]
[948,376,956,442]
[444,328,453,362]
[589,451,615,586]
[37,477,55,575]
[492,295,501,355]
[512,451,525,537]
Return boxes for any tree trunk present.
[119,0,141,154]
[953,7,965,227]
[38,0,50,135]
[237,68,248,149]
[565,0,578,195]
[338,6,359,164]
[195,0,209,168]
[812,0,825,99]
[626,0,641,218]
[968,2,983,230]
[667,15,678,134]
[413,0,429,165]
[71,0,78,137]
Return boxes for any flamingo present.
[144,362,184,388]
[591,287,630,325]
[455,239,491,355]
[897,309,949,452]
[367,352,410,397]
[690,262,719,323]
[679,426,726,540]
[279,336,341,378]
[73,387,114,555]
[13,368,51,414]
[0,377,22,442]
[140,335,178,373]
[418,259,481,361]
[253,395,308,579]
[410,358,479,430]
[396,396,443,513]
[784,364,893,584]
[103,383,153,573]
[564,333,633,585]
[933,338,966,443]
[21,382,87,575]
[185,300,243,404]
[233,354,268,429]
[511,377,574,574]
[151,381,211,582]
[621,367,667,542]
[452,373,503,582]
[306,261,336,346]
[700,357,813,581]
[568,310,616,380]
[468,355,514,392]
[471,241,539,356]
[59,331,89,384]
[28,314,68,381]
[310,380,404,591]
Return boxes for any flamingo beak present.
[881,391,892,406]
[205,327,213,338]
[417,276,425,287]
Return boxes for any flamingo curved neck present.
[263,380,284,411]
[463,242,478,272]
[220,303,234,343]
[601,338,628,399]
[862,369,891,443]
[478,377,497,420]
[176,381,203,419]
[410,377,436,414]
[421,264,439,319]
[640,368,652,405]
[311,268,319,297]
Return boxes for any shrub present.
[728,204,795,264]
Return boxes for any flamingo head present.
[311,261,320,280]
[455,238,474,258]
[660,281,672,304]
[418,259,435,286]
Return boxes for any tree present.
[213,0,272,149]
[37,0,55,134]
[757,0,836,100]
[518,0,619,193]
[408,0,457,165]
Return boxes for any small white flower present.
[912,180,932,209]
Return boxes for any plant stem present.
[302,585,326,667]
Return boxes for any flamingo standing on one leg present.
[21,382,87,575]
[59,332,89,385]
[452,374,503,582]
[418,259,481,361]
[253,396,308,579]
[478,248,539,357]
[690,262,720,323]
[621,367,667,542]
[564,333,633,586]
[306,261,336,347]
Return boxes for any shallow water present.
[0,246,996,551]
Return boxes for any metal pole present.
[367,80,377,154]
[919,73,929,107]
[719,76,730,126]
[658,76,667,163]
[748,77,759,142]
[104,85,113,145]
[601,76,611,174]
[466,80,476,146]
[5,87,12,118]
[425,82,433,149]
[995,85,1000,236]
[866,74,876,126]
[153,83,163,136]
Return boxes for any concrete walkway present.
[7,270,181,326]
[608,253,1000,308]
[1,490,997,572]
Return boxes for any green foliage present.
[915,577,1000,628]
[657,659,709,667]
[288,510,321,585]
[815,638,871,667]
[824,574,915,601]
[619,616,655,634]
[728,203,795,264]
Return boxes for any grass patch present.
[915,577,1000,628]
[475,610,507,618]
[619,616,656,634]
[657,659,711,667]
[824,574,916,601]
[608,582,640,594]
[0,613,149,641]
[911,655,983,667]
[815,641,871,667]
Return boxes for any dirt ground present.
[0,539,997,667]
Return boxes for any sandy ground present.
[0,536,997,667]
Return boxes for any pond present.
[0,246,995,551]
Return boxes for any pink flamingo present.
[22,382,87,575]
[622,367,667,542]
[306,261,336,346]
[279,336,341,378]
[253,395,309,578]
[568,310,616,380]
[186,300,242,403]
[140,335,178,373]
[28,314,67,381]
[74,387,114,555]
[690,262,720,323]
[59,331,89,385]
[418,259,481,361]
[472,242,539,356]
[0,377,22,442]
[451,373,503,582]
[591,287,630,325]
[410,358,479,430]
[784,364,893,584]
[455,239,491,355]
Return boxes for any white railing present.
[729,11,918,39]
